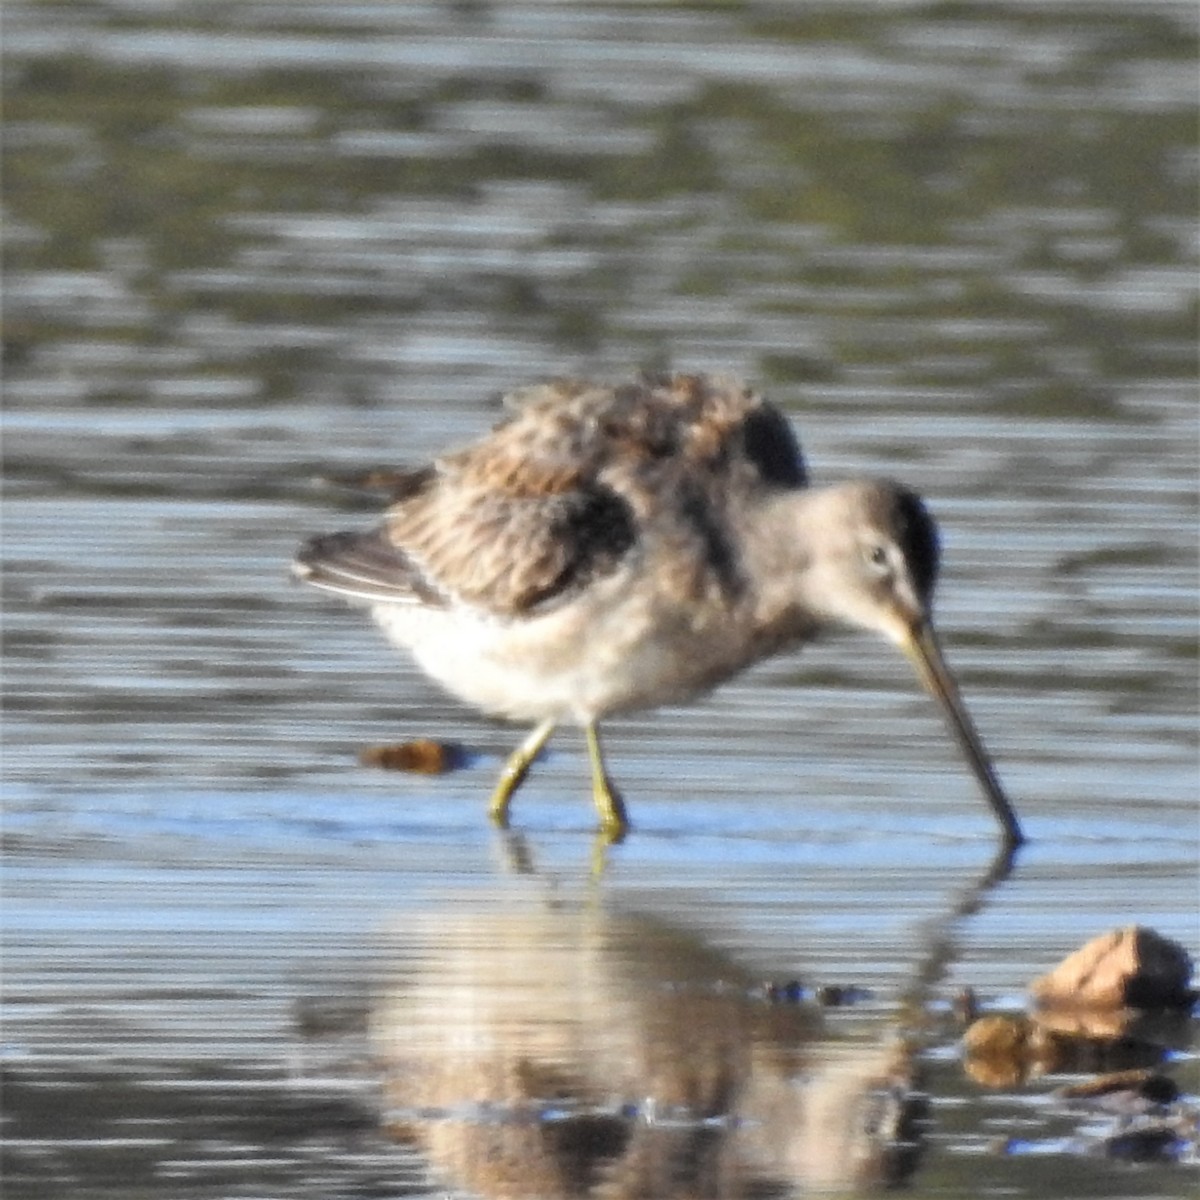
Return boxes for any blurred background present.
[3,2,1197,1197]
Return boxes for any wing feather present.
[293,529,444,606]
[295,373,806,618]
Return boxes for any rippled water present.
[3,2,1197,1197]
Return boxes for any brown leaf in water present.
[1030,927,1193,1012]
[358,739,465,774]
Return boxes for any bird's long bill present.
[899,622,1024,846]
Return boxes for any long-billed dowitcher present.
[294,373,1023,847]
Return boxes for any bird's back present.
[473,373,807,500]
[297,373,808,620]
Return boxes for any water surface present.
[3,2,1197,1197]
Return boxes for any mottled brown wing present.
[297,374,805,617]
[380,472,637,615]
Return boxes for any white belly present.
[370,574,757,725]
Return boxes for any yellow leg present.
[585,722,629,842]
[488,719,555,827]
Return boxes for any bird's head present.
[798,479,938,642]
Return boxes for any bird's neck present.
[740,489,826,654]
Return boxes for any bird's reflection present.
[372,885,923,1198]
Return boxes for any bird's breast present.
[369,567,774,724]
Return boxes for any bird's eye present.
[865,544,889,571]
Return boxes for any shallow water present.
[3,2,1198,1197]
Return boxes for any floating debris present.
[1054,1068,1179,1109]
[760,980,872,1006]
[960,922,1197,1171]
[962,1014,1050,1087]
[764,979,805,1004]
[814,984,872,1008]
[1099,1121,1189,1164]
[960,1008,1182,1088]
[1030,926,1194,1012]
[358,739,465,774]
[951,986,979,1026]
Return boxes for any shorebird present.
[294,373,1024,847]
